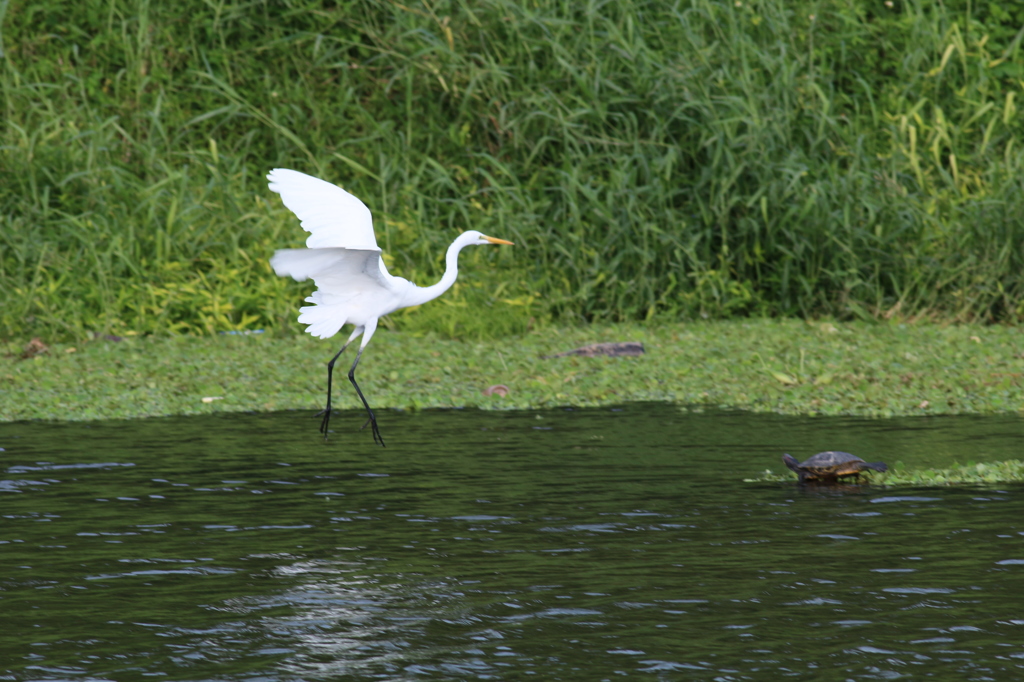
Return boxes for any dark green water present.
[2,404,1024,680]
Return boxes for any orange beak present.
[484,236,515,245]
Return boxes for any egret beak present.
[484,236,514,245]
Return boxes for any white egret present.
[267,168,514,444]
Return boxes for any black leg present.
[318,341,352,438]
[348,346,385,447]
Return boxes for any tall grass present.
[2,0,1023,341]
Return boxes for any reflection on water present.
[1,405,1024,679]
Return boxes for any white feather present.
[270,247,409,339]
[266,168,514,443]
[268,170,513,345]
[270,247,383,283]
[267,168,378,250]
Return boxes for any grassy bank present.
[3,0,1024,343]
[3,319,1023,423]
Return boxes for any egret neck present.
[404,231,479,307]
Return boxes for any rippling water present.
[2,405,1024,679]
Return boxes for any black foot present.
[317,405,333,439]
[360,414,385,447]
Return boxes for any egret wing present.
[270,247,398,339]
[270,247,391,288]
[267,168,378,250]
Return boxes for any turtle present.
[782,451,888,483]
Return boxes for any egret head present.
[461,230,514,247]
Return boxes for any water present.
[2,404,1024,680]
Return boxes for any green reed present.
[2,0,1023,341]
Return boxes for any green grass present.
[4,318,1024,422]
[3,0,1024,342]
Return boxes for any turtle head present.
[782,453,802,473]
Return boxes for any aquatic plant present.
[749,459,1024,485]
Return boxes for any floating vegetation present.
[749,460,1024,485]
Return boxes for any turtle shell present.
[783,451,887,482]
